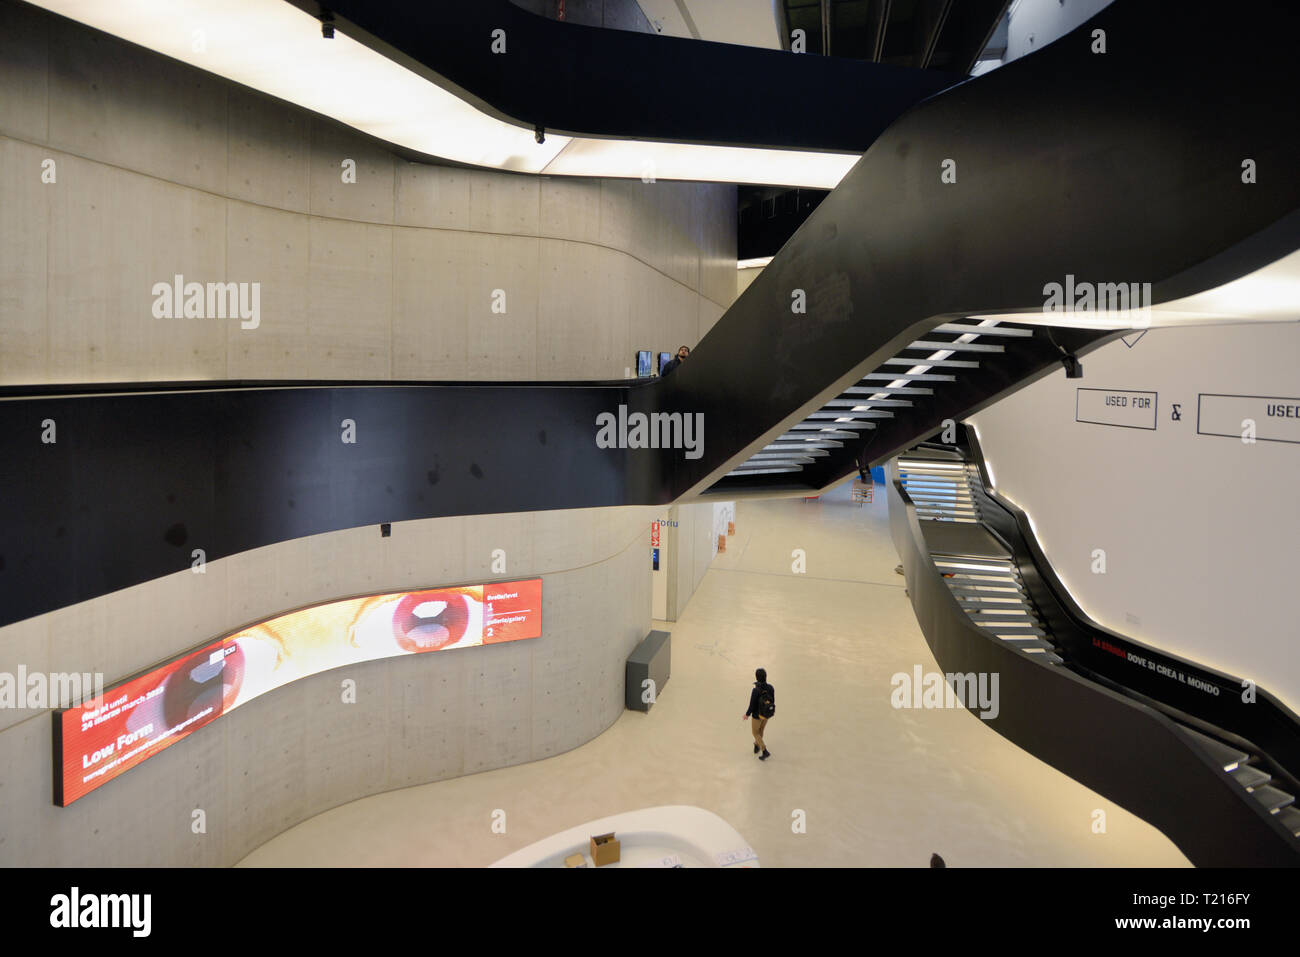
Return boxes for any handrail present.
[963,424,1300,795]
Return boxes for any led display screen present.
[636,350,652,377]
[53,578,543,806]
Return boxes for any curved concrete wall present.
[0,504,660,865]
[0,0,733,864]
[0,0,736,386]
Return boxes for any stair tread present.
[1179,725,1252,770]
[1249,785,1295,812]
[1230,765,1272,789]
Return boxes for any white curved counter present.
[489,805,759,868]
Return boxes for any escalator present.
[889,431,1300,864]
[3,0,1299,629]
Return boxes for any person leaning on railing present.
[661,344,690,376]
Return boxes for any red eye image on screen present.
[390,589,477,653]
[55,579,539,805]
[161,644,244,729]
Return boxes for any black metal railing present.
[888,454,1300,865]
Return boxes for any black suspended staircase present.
[898,447,1062,666]
[3,0,1300,629]
[889,430,1300,864]
[723,321,1033,481]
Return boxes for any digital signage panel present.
[54,578,543,806]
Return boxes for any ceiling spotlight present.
[535,125,546,144]
[320,10,334,38]
[1061,354,1083,378]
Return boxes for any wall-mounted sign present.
[53,579,543,806]
[1075,388,1157,430]
[651,521,660,547]
[1197,393,1300,444]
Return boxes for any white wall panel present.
[970,321,1300,713]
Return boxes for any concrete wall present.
[0,0,736,386]
[1005,0,1113,62]
[659,501,720,620]
[635,0,783,47]
[0,502,660,865]
[969,321,1300,715]
[0,0,732,864]
[512,0,655,34]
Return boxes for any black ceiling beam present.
[289,0,959,154]
[872,0,892,62]
[918,0,954,69]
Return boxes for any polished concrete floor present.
[238,481,1188,867]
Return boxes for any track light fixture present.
[1046,327,1082,378]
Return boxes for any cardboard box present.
[564,853,587,868]
[590,832,620,867]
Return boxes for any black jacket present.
[746,682,775,718]
[661,357,682,377]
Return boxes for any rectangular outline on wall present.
[1197,392,1300,445]
[1074,388,1158,430]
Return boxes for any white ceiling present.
[635,0,782,49]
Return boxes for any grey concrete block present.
[625,630,670,711]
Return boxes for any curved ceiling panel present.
[28,0,958,186]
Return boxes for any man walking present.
[743,667,775,760]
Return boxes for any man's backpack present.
[758,685,775,719]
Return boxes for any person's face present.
[678,347,689,360]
